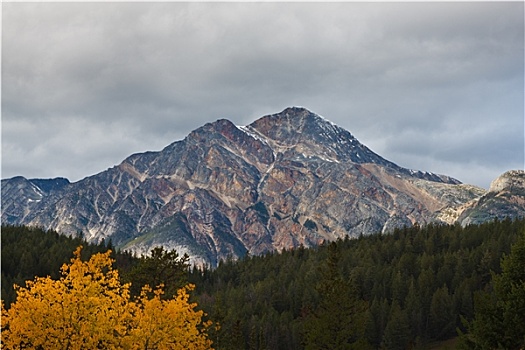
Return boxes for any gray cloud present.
[2,2,523,189]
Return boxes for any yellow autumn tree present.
[122,284,212,350]
[1,246,213,350]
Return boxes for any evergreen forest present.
[2,218,524,349]
[1,225,136,308]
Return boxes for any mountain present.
[1,177,70,223]
[451,170,525,225]
[2,107,519,266]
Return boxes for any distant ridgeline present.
[2,218,524,349]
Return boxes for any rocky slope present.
[454,170,525,225]
[2,107,518,266]
[1,177,70,223]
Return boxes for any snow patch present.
[29,183,44,198]
[237,125,270,145]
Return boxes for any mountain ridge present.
[2,107,521,266]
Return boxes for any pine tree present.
[460,227,525,349]
[303,242,369,349]
[429,284,456,340]
[123,246,190,298]
[382,300,410,350]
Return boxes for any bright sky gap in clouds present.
[2,2,524,189]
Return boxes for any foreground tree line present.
[1,218,524,349]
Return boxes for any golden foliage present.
[1,246,213,349]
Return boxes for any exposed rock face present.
[454,170,525,226]
[2,107,516,266]
[488,170,525,193]
[1,177,70,223]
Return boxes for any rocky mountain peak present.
[244,107,396,167]
[452,169,525,226]
[187,118,239,142]
[489,170,525,193]
[247,107,346,145]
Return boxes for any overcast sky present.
[2,2,523,189]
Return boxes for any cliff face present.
[3,107,514,266]
[453,170,525,226]
[1,177,70,224]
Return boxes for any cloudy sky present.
[2,2,523,189]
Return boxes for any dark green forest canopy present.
[1,225,190,307]
[0,225,136,308]
[2,218,524,349]
[187,218,524,349]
